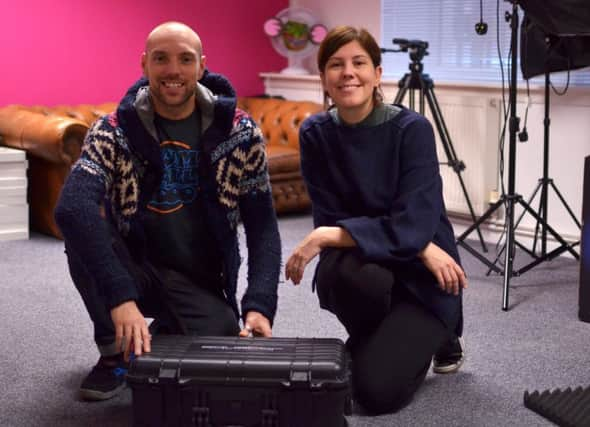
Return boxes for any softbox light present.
[519,0,590,79]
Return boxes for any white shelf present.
[260,72,324,103]
[0,147,28,241]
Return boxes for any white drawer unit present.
[0,146,28,240]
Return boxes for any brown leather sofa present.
[0,97,322,238]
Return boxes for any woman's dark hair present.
[317,26,384,108]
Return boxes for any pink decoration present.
[310,24,328,44]
[264,18,282,37]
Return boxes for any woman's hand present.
[285,226,356,285]
[285,229,324,285]
[419,242,468,295]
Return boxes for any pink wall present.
[1,0,287,106]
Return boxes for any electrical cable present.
[476,0,489,35]
[497,0,509,200]
[519,80,530,142]
[550,63,571,96]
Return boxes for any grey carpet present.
[1,214,588,427]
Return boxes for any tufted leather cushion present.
[237,97,322,213]
[0,98,322,238]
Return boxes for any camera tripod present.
[456,0,578,310]
[390,44,487,252]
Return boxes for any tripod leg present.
[517,242,580,275]
[514,239,537,258]
[457,198,502,242]
[424,88,488,252]
[550,180,582,229]
[531,181,546,256]
[456,198,504,274]
[485,235,536,276]
[427,88,464,169]
[487,241,506,276]
[517,197,579,259]
[539,72,551,256]
[513,180,543,257]
[502,197,517,311]
[419,87,425,116]
[539,177,549,256]
[454,168,488,250]
[394,84,407,105]
[524,178,580,259]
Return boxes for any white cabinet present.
[260,73,324,103]
[0,147,28,240]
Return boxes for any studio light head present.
[519,0,590,80]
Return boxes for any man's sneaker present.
[432,336,465,374]
[79,355,128,401]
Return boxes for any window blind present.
[381,0,590,87]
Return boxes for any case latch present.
[289,370,310,383]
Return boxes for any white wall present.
[290,0,381,73]
[291,0,380,35]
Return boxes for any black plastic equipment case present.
[127,335,352,427]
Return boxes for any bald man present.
[55,21,281,401]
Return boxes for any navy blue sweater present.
[300,106,462,333]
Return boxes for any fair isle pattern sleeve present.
[54,112,141,309]
[231,110,281,323]
[74,114,139,232]
[74,115,119,191]
[214,111,271,211]
[239,124,270,195]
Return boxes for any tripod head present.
[393,38,429,62]
[381,38,430,73]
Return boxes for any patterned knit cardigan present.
[55,72,281,323]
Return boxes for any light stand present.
[513,71,581,259]
[456,0,577,310]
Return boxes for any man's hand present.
[419,242,468,295]
[110,300,151,361]
[239,311,272,337]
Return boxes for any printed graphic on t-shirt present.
[147,140,198,214]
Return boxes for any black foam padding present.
[524,386,590,427]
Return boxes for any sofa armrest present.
[0,105,89,165]
[48,103,117,126]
